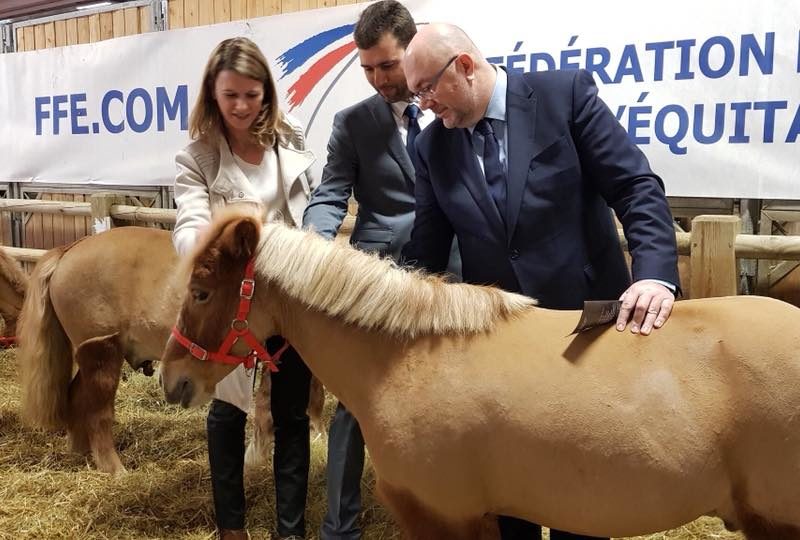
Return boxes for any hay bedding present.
[0,350,740,539]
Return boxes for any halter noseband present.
[171,258,286,372]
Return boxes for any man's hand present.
[615,280,675,335]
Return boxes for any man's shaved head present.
[404,23,496,128]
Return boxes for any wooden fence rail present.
[1,246,47,263]
[620,231,800,260]
[0,200,177,223]
[0,199,92,216]
[0,196,796,299]
[110,205,177,224]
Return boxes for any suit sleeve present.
[400,139,454,274]
[570,69,680,289]
[173,149,212,257]
[302,111,355,240]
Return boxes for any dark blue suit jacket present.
[403,69,679,309]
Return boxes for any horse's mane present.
[255,223,537,339]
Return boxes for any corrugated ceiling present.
[1,1,125,21]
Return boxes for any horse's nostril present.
[163,374,191,405]
[177,376,194,408]
[140,360,155,377]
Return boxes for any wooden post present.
[690,215,740,298]
[90,193,125,234]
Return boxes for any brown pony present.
[161,210,800,540]
[18,226,323,474]
[0,247,29,338]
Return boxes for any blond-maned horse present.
[18,226,323,474]
[160,209,800,540]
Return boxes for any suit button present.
[238,191,244,198]
[510,248,520,260]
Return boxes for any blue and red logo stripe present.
[277,24,357,111]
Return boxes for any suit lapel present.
[449,128,506,235]
[505,73,541,242]
[368,96,415,184]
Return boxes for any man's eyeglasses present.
[413,55,458,100]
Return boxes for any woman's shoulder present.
[280,113,306,149]
[177,138,221,170]
[282,112,305,132]
[180,138,218,159]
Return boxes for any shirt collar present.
[468,66,506,134]
[485,66,507,123]
[391,99,418,119]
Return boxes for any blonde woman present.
[174,37,316,540]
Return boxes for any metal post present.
[160,186,174,210]
[0,22,14,53]
[8,182,23,247]
[151,0,168,31]
[738,198,760,294]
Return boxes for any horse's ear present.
[234,218,259,259]
[220,217,260,261]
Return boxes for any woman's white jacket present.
[173,116,316,256]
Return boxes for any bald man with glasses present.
[401,22,680,540]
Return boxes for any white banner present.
[0,0,798,198]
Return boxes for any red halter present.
[171,258,286,372]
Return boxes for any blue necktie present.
[404,104,421,157]
[475,118,507,220]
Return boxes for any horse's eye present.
[192,289,210,303]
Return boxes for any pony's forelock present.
[178,204,264,282]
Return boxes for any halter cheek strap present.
[171,258,286,372]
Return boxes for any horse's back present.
[669,295,800,373]
[49,227,178,348]
[388,295,800,534]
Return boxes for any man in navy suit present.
[401,23,680,540]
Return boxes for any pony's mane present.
[255,223,537,338]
